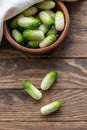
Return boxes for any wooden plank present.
[1,29,87,59]
[0,59,87,89]
[0,122,87,130]
[0,89,87,121]
[66,0,87,30]
[0,1,87,58]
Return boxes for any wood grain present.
[0,122,87,130]
[0,89,87,121]
[0,1,87,129]
[1,29,87,58]
[0,59,87,89]
[0,1,87,58]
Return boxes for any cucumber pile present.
[10,0,65,49]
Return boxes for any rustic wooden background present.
[0,0,87,129]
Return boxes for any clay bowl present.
[4,0,70,55]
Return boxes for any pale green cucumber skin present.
[55,11,65,31]
[12,29,24,44]
[45,10,55,19]
[21,6,38,17]
[18,17,39,29]
[46,26,58,36]
[36,0,55,10]
[39,24,48,34]
[41,101,62,115]
[41,71,58,90]
[23,81,42,100]
[39,34,57,48]
[23,29,45,41]
[39,11,54,27]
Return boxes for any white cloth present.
[0,0,44,43]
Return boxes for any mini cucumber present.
[41,71,58,90]
[36,0,55,10]
[41,101,62,115]
[18,17,39,29]
[27,41,40,48]
[23,81,42,100]
[23,29,45,41]
[39,11,54,27]
[12,29,24,44]
[21,6,38,17]
[39,34,57,48]
[55,11,65,31]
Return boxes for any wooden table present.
[0,0,87,129]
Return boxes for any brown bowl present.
[4,0,70,55]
